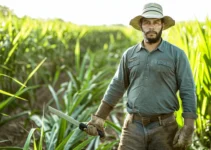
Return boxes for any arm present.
[173,50,197,148]
[176,51,197,120]
[102,52,129,106]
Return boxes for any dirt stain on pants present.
[118,114,183,150]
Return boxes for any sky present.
[0,0,210,26]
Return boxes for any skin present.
[140,18,164,52]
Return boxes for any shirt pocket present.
[156,60,174,72]
[128,57,140,69]
[127,57,140,78]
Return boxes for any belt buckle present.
[141,117,150,126]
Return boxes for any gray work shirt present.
[103,39,197,119]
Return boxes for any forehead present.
[142,18,162,22]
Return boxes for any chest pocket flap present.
[128,57,140,69]
[157,60,173,68]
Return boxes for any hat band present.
[142,10,163,16]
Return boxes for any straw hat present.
[129,3,175,30]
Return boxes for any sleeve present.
[176,50,197,119]
[102,52,129,107]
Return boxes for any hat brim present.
[129,15,175,30]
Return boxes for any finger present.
[85,125,98,136]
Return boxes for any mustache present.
[145,31,157,35]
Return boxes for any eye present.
[154,20,161,25]
[142,20,150,25]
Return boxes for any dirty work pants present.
[118,114,179,150]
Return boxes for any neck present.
[143,39,161,52]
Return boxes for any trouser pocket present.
[122,114,133,129]
[147,116,179,150]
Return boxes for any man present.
[85,2,197,150]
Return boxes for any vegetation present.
[0,5,210,150]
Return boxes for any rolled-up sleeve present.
[103,52,129,106]
[176,51,197,119]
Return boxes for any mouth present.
[146,31,157,35]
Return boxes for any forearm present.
[85,101,113,137]
[180,87,197,119]
[95,101,114,120]
[103,78,126,106]
[184,118,195,128]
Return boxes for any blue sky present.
[0,0,210,26]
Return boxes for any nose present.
[148,23,156,28]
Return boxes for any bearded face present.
[141,18,163,44]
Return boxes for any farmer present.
[85,2,197,150]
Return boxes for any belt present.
[131,112,174,126]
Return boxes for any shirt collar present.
[157,39,165,52]
[136,39,165,52]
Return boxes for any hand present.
[173,125,194,149]
[84,101,113,138]
[84,115,105,137]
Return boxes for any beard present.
[143,28,162,44]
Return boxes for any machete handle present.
[79,123,105,138]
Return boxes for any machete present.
[48,106,104,138]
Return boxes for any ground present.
[0,86,52,147]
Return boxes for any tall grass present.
[0,58,46,127]
[28,49,118,149]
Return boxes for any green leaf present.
[4,44,18,65]
[0,90,27,101]
[47,124,59,150]
[0,86,39,112]
[48,85,61,110]
[0,74,26,87]
[56,119,67,146]
[19,57,47,91]
[23,128,37,150]
[55,131,75,150]
[105,120,121,133]
[73,136,95,150]
[38,107,45,150]
[75,39,80,72]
